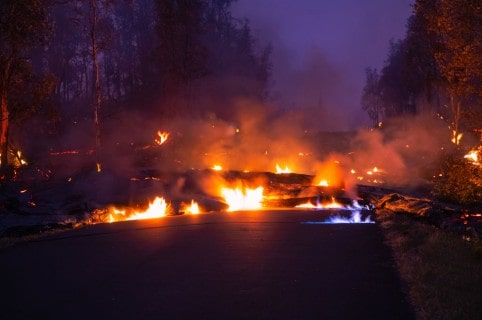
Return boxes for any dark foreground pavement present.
[0,210,414,319]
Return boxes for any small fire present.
[212,164,223,171]
[155,131,170,145]
[318,179,329,187]
[451,130,463,145]
[108,196,169,222]
[296,197,344,209]
[464,148,480,166]
[221,186,264,211]
[276,164,291,174]
[108,208,126,222]
[181,200,201,214]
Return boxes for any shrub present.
[432,152,482,205]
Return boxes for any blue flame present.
[301,211,375,224]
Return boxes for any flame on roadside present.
[108,196,169,222]
[221,186,264,211]
[181,200,201,214]
[155,131,170,145]
[296,197,344,209]
[300,211,374,224]
[276,164,291,174]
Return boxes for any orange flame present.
[155,131,170,145]
[181,200,201,214]
[108,196,169,222]
[318,179,329,187]
[276,164,291,174]
[464,148,480,166]
[451,130,463,145]
[313,160,344,189]
[295,197,343,209]
[212,164,223,171]
[221,186,264,211]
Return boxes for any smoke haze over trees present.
[0,0,272,181]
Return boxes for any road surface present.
[0,209,414,319]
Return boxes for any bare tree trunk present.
[90,0,102,172]
[0,57,12,180]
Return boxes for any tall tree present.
[0,1,51,180]
[419,0,482,143]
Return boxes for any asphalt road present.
[0,210,414,319]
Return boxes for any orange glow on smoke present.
[221,186,264,211]
[313,160,344,189]
[155,131,170,145]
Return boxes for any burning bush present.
[433,151,482,205]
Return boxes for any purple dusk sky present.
[232,0,414,130]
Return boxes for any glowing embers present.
[154,131,170,145]
[353,166,386,184]
[221,186,264,211]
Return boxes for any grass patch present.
[377,210,482,320]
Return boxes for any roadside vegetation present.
[377,210,482,320]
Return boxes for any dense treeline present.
[362,0,482,138]
[0,0,271,178]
